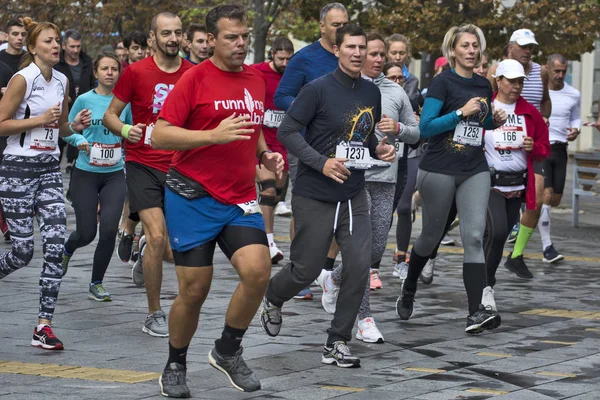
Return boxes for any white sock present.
[37,324,49,331]
[266,233,274,247]
[538,204,552,250]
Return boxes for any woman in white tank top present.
[0,17,90,350]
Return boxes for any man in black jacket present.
[54,29,95,170]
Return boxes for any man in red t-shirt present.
[250,37,294,264]
[151,4,283,397]
[103,11,193,338]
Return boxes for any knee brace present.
[258,194,277,207]
[257,179,276,192]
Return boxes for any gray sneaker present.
[88,283,112,302]
[132,236,146,287]
[208,347,261,392]
[259,296,282,337]
[159,362,190,398]
[143,309,169,337]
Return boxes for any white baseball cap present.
[493,59,527,79]
[509,29,538,46]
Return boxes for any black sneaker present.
[322,341,360,368]
[466,304,501,334]
[159,362,190,398]
[31,325,64,350]
[396,284,416,320]
[117,230,134,262]
[542,244,564,263]
[208,347,261,392]
[504,253,533,279]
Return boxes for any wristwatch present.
[455,109,464,119]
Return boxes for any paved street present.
[1,160,599,400]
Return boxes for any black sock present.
[166,342,189,369]
[463,263,486,315]
[215,324,247,356]
[324,257,335,271]
[404,248,430,292]
[371,260,381,270]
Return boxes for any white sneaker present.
[315,269,329,289]
[269,244,284,264]
[321,273,339,314]
[356,317,384,343]
[482,286,496,311]
[419,258,435,285]
[275,202,292,217]
[393,261,409,280]
[441,234,455,245]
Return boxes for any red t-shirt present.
[251,62,284,145]
[112,56,194,172]
[159,60,266,205]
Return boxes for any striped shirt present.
[521,62,543,111]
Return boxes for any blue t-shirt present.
[65,90,132,173]
[274,40,338,111]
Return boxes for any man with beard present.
[251,37,294,264]
[103,12,194,337]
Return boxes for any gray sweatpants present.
[267,189,371,343]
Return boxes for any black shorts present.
[533,161,544,176]
[543,143,568,194]
[125,161,167,214]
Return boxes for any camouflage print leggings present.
[0,154,66,321]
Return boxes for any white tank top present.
[4,63,67,160]
[521,62,543,112]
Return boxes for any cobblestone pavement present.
[0,161,599,400]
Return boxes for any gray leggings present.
[413,170,490,263]
[396,156,420,253]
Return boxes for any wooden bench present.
[572,151,600,227]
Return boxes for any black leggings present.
[483,190,522,288]
[65,168,126,283]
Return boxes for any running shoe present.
[392,261,409,280]
[369,269,383,290]
[321,273,339,314]
[88,283,112,302]
[356,317,384,343]
[132,235,146,287]
[322,341,360,368]
[143,309,169,337]
[504,253,533,279]
[260,296,282,337]
[269,243,284,264]
[449,217,460,231]
[465,304,501,334]
[129,250,139,266]
[315,269,330,291]
[61,251,72,277]
[396,283,415,320]
[419,258,435,285]
[208,347,261,392]
[440,234,455,246]
[274,202,292,217]
[542,244,564,263]
[117,229,134,262]
[31,325,64,350]
[293,286,313,300]
[507,222,519,244]
[159,362,190,398]
[481,286,496,311]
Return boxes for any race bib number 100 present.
[30,124,58,150]
[453,120,483,147]
[90,142,122,167]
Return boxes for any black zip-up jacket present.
[54,50,95,109]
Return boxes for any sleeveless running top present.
[4,63,67,160]
[521,62,543,112]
